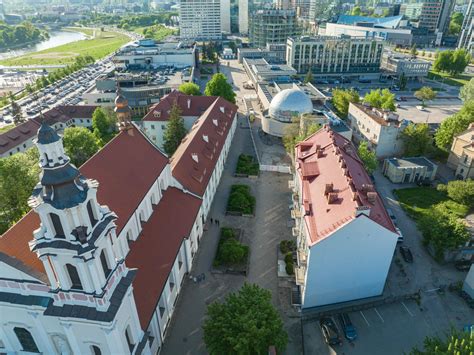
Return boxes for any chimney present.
[355,206,371,217]
[367,192,377,204]
[327,192,338,204]
[316,148,323,158]
[324,183,333,195]
[187,99,191,109]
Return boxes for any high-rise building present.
[286,35,384,77]
[179,0,222,40]
[418,0,454,35]
[293,0,311,20]
[458,0,473,55]
[239,0,249,33]
[221,0,231,33]
[308,0,341,23]
[249,9,299,48]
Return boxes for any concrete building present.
[179,0,222,40]
[293,127,399,309]
[447,124,474,180]
[113,40,197,70]
[0,95,237,354]
[237,43,287,64]
[286,35,383,79]
[249,9,299,48]
[418,0,454,36]
[238,0,249,33]
[221,0,231,33]
[382,157,438,183]
[458,0,474,55]
[324,22,413,47]
[242,58,297,84]
[0,105,97,158]
[348,102,407,159]
[401,3,423,20]
[381,53,431,80]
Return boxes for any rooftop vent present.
[367,192,377,204]
[324,183,333,195]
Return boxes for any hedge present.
[236,154,259,176]
[227,184,256,215]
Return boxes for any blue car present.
[339,313,357,341]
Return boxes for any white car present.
[416,105,425,111]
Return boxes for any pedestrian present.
[210,218,214,224]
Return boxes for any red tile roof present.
[126,187,201,329]
[142,90,216,122]
[35,105,98,125]
[0,125,168,281]
[170,96,237,196]
[0,120,40,155]
[295,126,397,246]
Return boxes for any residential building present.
[242,58,297,84]
[179,0,222,40]
[249,9,299,48]
[418,0,454,36]
[348,102,406,158]
[293,127,399,309]
[382,157,438,183]
[0,95,237,354]
[447,123,474,179]
[113,40,197,70]
[286,35,383,79]
[237,43,287,64]
[458,0,473,55]
[381,53,431,80]
[0,105,97,158]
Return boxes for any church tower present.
[114,88,132,130]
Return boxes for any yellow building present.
[447,124,474,180]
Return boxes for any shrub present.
[280,240,289,254]
[285,262,294,275]
[235,154,259,176]
[220,238,248,264]
[221,227,235,241]
[284,252,293,264]
[227,184,256,214]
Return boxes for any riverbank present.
[0,29,129,67]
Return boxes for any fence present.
[260,164,291,174]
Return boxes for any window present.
[159,306,165,317]
[151,124,155,129]
[66,264,83,290]
[170,281,175,291]
[87,201,97,227]
[125,326,134,353]
[100,250,111,279]
[50,213,65,238]
[91,345,102,355]
[14,327,39,353]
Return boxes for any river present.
[0,30,87,60]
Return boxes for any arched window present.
[50,213,65,238]
[87,201,97,227]
[91,345,102,355]
[66,264,83,290]
[125,326,135,352]
[100,250,111,279]
[44,152,49,165]
[14,327,39,353]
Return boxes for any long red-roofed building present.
[294,126,399,309]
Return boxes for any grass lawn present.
[63,27,97,37]
[0,29,130,66]
[132,25,176,41]
[0,124,13,134]
[393,187,469,220]
[428,70,473,87]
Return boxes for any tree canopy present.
[63,127,100,167]
[92,107,117,146]
[332,88,360,118]
[435,101,474,150]
[204,73,236,104]
[0,148,40,234]
[438,180,474,208]
[203,283,288,355]
[449,12,464,35]
[460,78,474,103]
[0,21,48,50]
[283,115,321,154]
[401,123,432,157]
[433,49,471,75]
[163,103,187,156]
[410,327,473,355]
[414,87,437,107]
[363,88,396,111]
[178,82,202,96]
[357,141,377,174]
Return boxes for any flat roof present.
[386,157,437,171]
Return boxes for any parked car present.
[386,208,397,223]
[416,105,425,111]
[455,259,472,271]
[396,227,404,243]
[319,317,342,346]
[338,313,357,341]
[400,246,413,263]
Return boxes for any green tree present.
[351,6,362,15]
[357,141,377,174]
[204,73,236,103]
[435,101,474,150]
[410,327,473,355]
[401,123,432,157]
[201,42,208,61]
[363,88,396,111]
[332,88,360,118]
[414,87,436,107]
[203,283,288,355]
[441,179,474,207]
[62,127,100,167]
[460,78,474,103]
[304,68,313,84]
[449,12,464,35]
[433,49,471,75]
[178,82,201,96]
[92,107,116,146]
[410,44,418,57]
[8,92,23,125]
[163,103,187,156]
[283,115,321,154]
[398,72,407,90]
[0,148,40,234]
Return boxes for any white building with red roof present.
[294,126,399,309]
[0,91,237,353]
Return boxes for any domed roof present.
[269,88,313,121]
[115,93,128,108]
[37,123,60,145]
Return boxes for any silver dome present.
[268,88,313,123]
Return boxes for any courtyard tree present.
[283,115,321,154]
[63,127,100,167]
[92,107,117,146]
[410,44,418,57]
[203,283,288,355]
[414,87,436,107]
[332,88,360,118]
[433,49,471,75]
[401,123,432,157]
[410,327,473,354]
[460,78,474,103]
[449,12,464,35]
[205,73,236,103]
[363,88,396,111]
[178,82,201,96]
[357,141,377,174]
[435,101,474,150]
[163,102,187,156]
[439,179,474,208]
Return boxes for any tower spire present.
[114,83,132,131]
